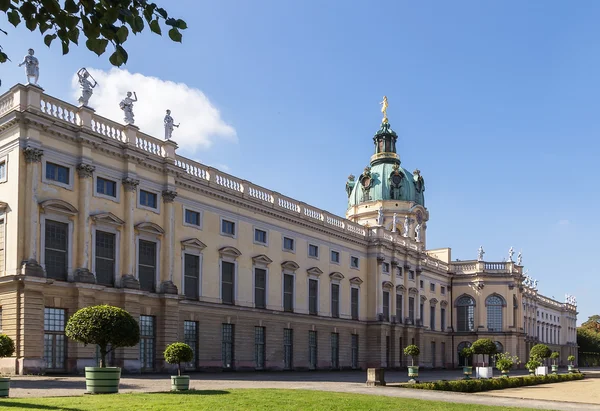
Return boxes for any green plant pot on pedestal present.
[408,366,419,379]
[0,377,10,397]
[171,375,190,391]
[85,367,121,394]
[462,366,472,379]
[551,365,558,374]
[501,370,509,378]
[567,365,575,373]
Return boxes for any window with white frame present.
[254,268,267,309]
[351,287,359,320]
[331,283,340,318]
[184,209,201,227]
[138,240,157,293]
[408,270,415,280]
[139,189,157,209]
[184,253,200,299]
[350,256,359,269]
[0,159,6,183]
[95,230,116,286]
[96,177,117,198]
[45,162,70,185]
[283,273,294,312]
[0,217,4,274]
[44,220,69,281]
[382,262,390,273]
[430,283,435,292]
[221,261,235,304]
[330,250,340,264]
[221,219,236,236]
[283,236,295,251]
[254,228,267,245]
[308,278,318,315]
[308,244,319,258]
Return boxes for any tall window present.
[513,295,518,327]
[457,295,475,332]
[222,323,234,369]
[331,284,339,318]
[138,240,156,292]
[43,308,66,371]
[382,291,389,321]
[254,327,265,370]
[408,296,415,323]
[139,315,155,371]
[351,334,359,369]
[431,341,436,367]
[254,268,266,309]
[430,305,435,330]
[308,279,318,315]
[45,220,68,281]
[351,288,359,320]
[398,337,404,367]
[284,328,293,370]
[284,274,294,312]
[486,295,504,332]
[308,330,317,370]
[95,231,115,286]
[0,161,5,181]
[396,293,403,321]
[420,302,424,323]
[184,321,198,369]
[184,254,200,299]
[440,307,446,332]
[330,333,339,369]
[441,341,446,367]
[0,218,5,274]
[221,261,235,304]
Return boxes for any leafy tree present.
[164,342,194,376]
[471,338,497,366]
[578,328,600,353]
[0,334,15,358]
[65,305,140,368]
[0,0,187,65]
[581,315,600,334]
[403,345,420,367]
[460,347,474,367]
[530,344,552,361]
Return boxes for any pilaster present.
[73,163,96,284]
[20,147,44,277]
[121,177,140,289]
[159,190,177,294]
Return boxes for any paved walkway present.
[5,369,600,410]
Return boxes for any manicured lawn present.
[0,389,542,410]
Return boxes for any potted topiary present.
[65,305,140,394]
[471,338,497,379]
[460,347,474,379]
[529,344,551,376]
[404,345,420,382]
[164,342,194,391]
[495,352,520,377]
[0,334,15,397]
[526,356,541,375]
[567,355,576,373]
[550,352,559,374]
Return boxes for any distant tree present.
[0,0,186,65]
[578,328,600,353]
[581,315,600,333]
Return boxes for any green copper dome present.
[345,121,425,208]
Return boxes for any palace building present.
[0,83,577,374]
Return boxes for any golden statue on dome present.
[380,96,389,123]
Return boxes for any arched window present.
[456,295,475,332]
[457,341,472,366]
[486,295,504,331]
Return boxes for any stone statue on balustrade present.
[532,279,538,289]
[119,91,138,125]
[517,250,522,265]
[164,109,180,139]
[391,213,399,232]
[376,206,384,226]
[508,246,514,262]
[477,245,485,261]
[415,223,422,242]
[19,48,39,85]
[77,68,97,106]
[403,216,410,237]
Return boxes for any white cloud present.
[70,68,237,151]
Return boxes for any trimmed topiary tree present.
[0,334,16,397]
[164,342,194,376]
[404,345,420,367]
[530,344,552,364]
[65,305,140,368]
[460,347,474,366]
[471,338,497,367]
[550,351,559,365]
[567,355,575,365]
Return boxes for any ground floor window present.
[184,321,198,369]
[431,341,436,367]
[351,334,359,369]
[284,328,293,370]
[308,330,317,370]
[255,326,265,370]
[139,315,155,371]
[385,335,390,368]
[43,308,66,371]
[398,337,403,367]
[222,323,234,369]
[331,333,339,369]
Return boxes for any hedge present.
[402,373,584,393]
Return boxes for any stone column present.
[21,147,45,277]
[121,177,140,289]
[73,163,96,283]
[159,190,178,294]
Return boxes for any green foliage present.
[460,347,473,366]
[65,305,140,368]
[494,352,520,372]
[164,342,193,376]
[0,334,15,358]
[404,344,420,367]
[578,327,600,354]
[471,338,497,366]
[568,355,576,362]
[526,357,541,371]
[405,373,584,393]
[530,344,552,359]
[581,315,600,333]
[0,1,187,65]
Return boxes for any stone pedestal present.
[366,368,386,386]
[121,274,140,289]
[73,268,96,284]
[159,281,178,294]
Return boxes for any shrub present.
[526,356,541,371]
[404,345,420,367]
[495,352,520,373]
[530,344,552,361]
[0,334,15,358]
[460,347,473,366]
[471,338,497,366]
[164,342,194,376]
[65,305,140,368]
[550,351,559,365]
[568,355,576,364]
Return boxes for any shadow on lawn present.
[9,378,140,390]
[0,401,84,411]
[151,390,230,396]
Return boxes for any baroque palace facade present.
[0,83,578,374]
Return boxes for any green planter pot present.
[501,370,510,378]
[171,375,190,391]
[85,367,121,394]
[408,366,419,378]
[551,365,558,374]
[568,364,575,373]
[463,366,472,379]
[0,377,10,397]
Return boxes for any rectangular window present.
[396,293,403,322]
[441,307,446,331]
[44,220,68,281]
[431,341,436,367]
[409,270,415,280]
[430,305,435,330]
[184,253,200,299]
[350,256,359,269]
[441,286,446,295]
[0,218,5,274]
[96,177,116,197]
[351,334,359,369]
[254,268,266,309]
[330,333,339,369]
[222,323,234,369]
[283,237,295,251]
[138,240,156,292]
[331,283,339,318]
[95,230,115,286]
[254,228,267,244]
[330,250,340,263]
[420,302,424,323]
[351,288,359,320]
[308,244,319,258]
[382,291,390,321]
[397,267,402,277]
[308,330,317,370]
[309,279,318,315]
[221,219,235,236]
[43,308,66,371]
[386,335,390,368]
[185,209,200,226]
[284,328,293,370]
[0,161,5,182]
[221,261,235,304]
[441,341,446,367]
[430,283,435,292]
[382,262,390,273]
[409,296,415,322]
[139,315,155,371]
[184,321,198,369]
[283,274,294,312]
[139,189,157,209]
[46,162,70,184]
[255,327,266,370]
[419,280,424,289]
[399,337,404,367]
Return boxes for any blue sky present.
[2,1,598,323]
